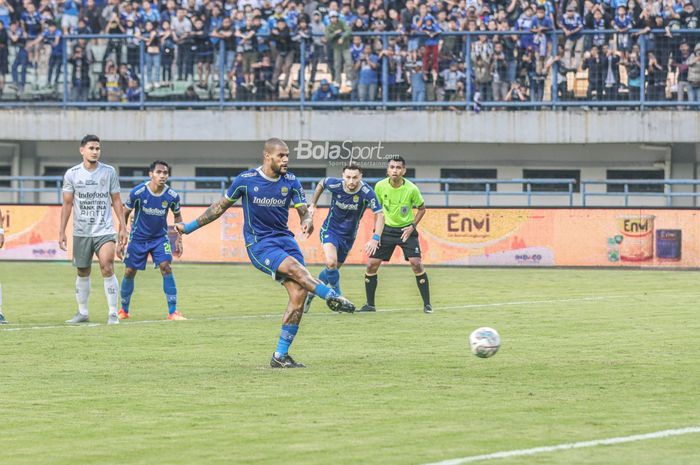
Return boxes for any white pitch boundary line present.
[423,426,700,465]
[0,296,608,332]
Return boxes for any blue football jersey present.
[125,182,181,241]
[321,177,382,239]
[225,167,307,246]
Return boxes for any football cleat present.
[117,309,130,320]
[65,312,89,324]
[270,353,306,368]
[357,304,376,313]
[303,292,315,313]
[167,311,187,321]
[423,304,433,314]
[326,294,355,313]
[107,313,120,325]
[0,313,7,324]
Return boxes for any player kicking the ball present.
[176,138,355,368]
[303,163,384,313]
[119,160,186,321]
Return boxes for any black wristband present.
[411,222,417,229]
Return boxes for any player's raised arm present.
[176,174,244,235]
[176,196,235,234]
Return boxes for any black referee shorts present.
[371,225,422,261]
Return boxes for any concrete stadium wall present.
[0,109,699,206]
[0,109,698,144]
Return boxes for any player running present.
[303,163,384,313]
[59,135,127,325]
[359,156,432,314]
[175,138,355,368]
[119,160,186,321]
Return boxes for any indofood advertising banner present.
[0,206,698,267]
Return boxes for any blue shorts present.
[320,231,355,264]
[124,236,173,270]
[246,235,305,282]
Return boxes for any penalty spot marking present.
[423,426,700,465]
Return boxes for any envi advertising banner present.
[0,206,697,268]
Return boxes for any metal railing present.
[4,175,700,206]
[1,29,697,110]
[581,179,700,207]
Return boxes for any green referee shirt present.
[374,177,425,228]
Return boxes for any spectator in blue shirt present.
[354,43,379,102]
[613,6,632,55]
[61,0,81,33]
[562,4,584,70]
[44,23,63,86]
[421,15,440,81]
[515,5,536,51]
[311,78,338,101]
[531,5,553,59]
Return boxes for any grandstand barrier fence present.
[0,30,698,110]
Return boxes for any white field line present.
[0,296,608,332]
[423,426,700,465]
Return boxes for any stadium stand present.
[0,0,698,107]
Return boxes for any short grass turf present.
[1,262,699,465]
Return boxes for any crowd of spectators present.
[0,0,698,105]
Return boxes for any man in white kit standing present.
[59,134,128,324]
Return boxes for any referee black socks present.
[365,274,378,306]
[415,272,431,306]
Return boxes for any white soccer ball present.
[469,327,501,358]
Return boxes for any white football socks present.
[76,276,91,315]
[103,275,119,315]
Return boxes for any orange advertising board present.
[0,206,698,268]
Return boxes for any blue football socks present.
[163,273,177,314]
[120,276,134,312]
[274,324,299,357]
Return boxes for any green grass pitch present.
[1,262,699,465]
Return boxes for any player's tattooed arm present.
[296,204,314,238]
[198,197,235,227]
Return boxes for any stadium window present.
[0,166,10,187]
[195,167,248,189]
[522,169,580,193]
[362,168,416,186]
[120,166,150,188]
[606,170,664,193]
[439,168,497,192]
[43,166,70,188]
[289,167,327,190]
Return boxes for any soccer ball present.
[469,327,501,358]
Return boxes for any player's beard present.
[274,164,288,176]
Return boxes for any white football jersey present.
[62,162,121,237]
